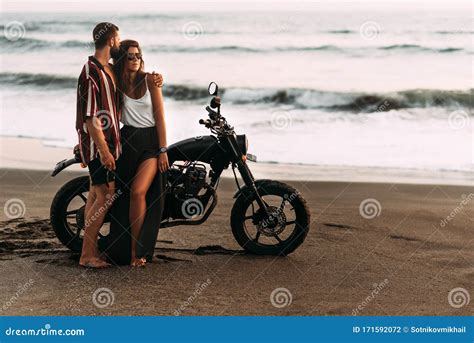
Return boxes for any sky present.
[1,0,471,13]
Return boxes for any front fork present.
[224,133,271,216]
[235,159,271,216]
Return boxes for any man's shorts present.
[88,158,115,186]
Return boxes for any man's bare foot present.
[79,258,111,269]
[130,258,146,267]
[92,245,109,262]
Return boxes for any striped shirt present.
[75,56,121,165]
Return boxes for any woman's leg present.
[129,158,158,266]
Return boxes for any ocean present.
[0,6,472,173]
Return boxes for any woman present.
[112,39,169,267]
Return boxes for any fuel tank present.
[167,135,224,164]
[167,134,247,165]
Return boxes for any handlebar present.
[198,93,234,134]
[206,106,219,120]
[199,118,212,128]
[199,106,219,128]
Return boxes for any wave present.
[0,36,468,54]
[162,43,455,54]
[0,72,77,89]
[149,44,342,53]
[324,29,473,35]
[435,30,474,35]
[2,72,472,111]
[326,29,354,34]
[2,21,472,36]
[380,44,464,53]
[149,45,262,53]
[0,36,90,50]
[220,88,473,111]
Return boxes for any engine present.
[163,163,212,220]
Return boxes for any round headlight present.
[236,134,248,155]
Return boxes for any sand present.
[0,167,472,316]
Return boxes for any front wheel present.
[230,180,311,255]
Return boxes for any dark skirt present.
[105,125,167,265]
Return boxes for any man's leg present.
[83,184,101,258]
[79,182,115,267]
[84,182,96,218]
[84,184,99,256]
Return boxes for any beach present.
[0,139,472,316]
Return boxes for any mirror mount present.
[210,96,221,109]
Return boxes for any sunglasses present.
[127,52,142,61]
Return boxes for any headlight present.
[236,134,248,155]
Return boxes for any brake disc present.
[253,205,287,236]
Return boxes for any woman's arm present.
[147,73,169,172]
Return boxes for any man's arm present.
[151,71,163,88]
[85,118,115,170]
[82,78,115,170]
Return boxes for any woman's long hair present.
[113,39,147,101]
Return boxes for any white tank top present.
[121,76,155,128]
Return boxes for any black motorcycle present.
[50,82,311,255]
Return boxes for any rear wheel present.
[50,176,109,253]
[230,180,310,255]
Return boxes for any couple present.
[75,22,168,268]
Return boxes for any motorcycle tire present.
[230,180,310,256]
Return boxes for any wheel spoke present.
[278,199,286,212]
[75,225,82,238]
[244,215,253,220]
[273,234,283,243]
[66,209,80,216]
[254,231,261,243]
[286,220,296,225]
[78,193,87,202]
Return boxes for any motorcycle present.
[50,82,311,256]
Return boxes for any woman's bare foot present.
[79,258,111,269]
[130,257,147,267]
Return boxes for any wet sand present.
[0,168,472,316]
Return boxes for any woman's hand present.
[158,153,169,173]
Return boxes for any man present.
[76,22,163,268]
